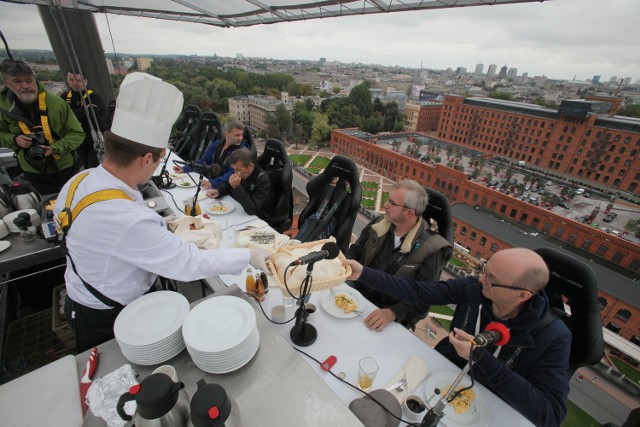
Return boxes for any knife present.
[80,347,99,415]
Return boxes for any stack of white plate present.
[3,209,41,233]
[114,291,189,365]
[182,296,260,374]
[0,220,8,239]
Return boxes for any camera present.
[28,130,48,161]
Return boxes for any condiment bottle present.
[255,274,265,302]
[259,271,269,293]
[245,268,255,294]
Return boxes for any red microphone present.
[471,322,510,347]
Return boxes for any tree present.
[292,103,315,143]
[484,172,493,183]
[488,91,513,101]
[624,219,640,237]
[361,112,384,134]
[470,169,481,180]
[383,101,400,132]
[349,82,373,117]
[309,113,333,148]
[617,102,640,118]
[494,165,503,175]
[266,104,292,141]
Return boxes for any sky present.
[1,0,639,82]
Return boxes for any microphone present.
[289,242,340,267]
[471,322,510,347]
[174,160,222,177]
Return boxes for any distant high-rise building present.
[498,66,508,79]
[507,68,518,79]
[609,76,618,84]
[522,72,529,79]
[455,67,467,76]
[487,64,497,78]
[105,57,114,74]
[236,53,244,60]
[474,63,484,76]
[319,57,326,66]
[623,77,632,86]
[592,75,601,84]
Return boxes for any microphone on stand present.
[173,160,222,178]
[471,322,510,347]
[289,242,340,266]
[151,146,176,189]
[421,322,510,427]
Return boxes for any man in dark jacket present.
[62,71,108,169]
[344,247,571,427]
[206,147,274,224]
[345,180,451,331]
[173,119,249,188]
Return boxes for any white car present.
[576,188,585,195]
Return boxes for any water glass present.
[358,357,379,392]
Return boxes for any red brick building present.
[436,95,640,195]
[331,129,640,274]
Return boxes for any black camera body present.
[28,130,48,161]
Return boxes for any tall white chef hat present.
[110,72,184,149]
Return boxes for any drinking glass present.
[357,357,379,392]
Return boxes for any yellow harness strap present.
[17,92,60,160]
[57,171,133,233]
[65,89,93,104]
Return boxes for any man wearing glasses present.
[344,247,571,427]
[345,180,451,331]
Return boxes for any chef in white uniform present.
[54,73,262,352]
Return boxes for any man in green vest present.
[63,71,107,169]
[0,59,84,195]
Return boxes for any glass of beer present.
[358,357,379,392]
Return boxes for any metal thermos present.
[188,379,242,427]
[10,180,41,212]
[117,373,190,427]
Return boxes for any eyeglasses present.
[386,199,411,209]
[481,262,530,292]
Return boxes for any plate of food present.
[321,284,365,319]
[206,201,235,215]
[424,372,489,427]
[177,179,196,188]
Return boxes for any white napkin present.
[382,355,430,404]
[168,215,222,249]
[87,364,138,427]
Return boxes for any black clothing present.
[63,89,107,169]
[216,165,275,224]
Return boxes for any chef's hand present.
[15,134,33,149]
[449,328,474,361]
[200,180,212,190]
[206,189,219,199]
[343,259,363,280]
[249,249,269,272]
[229,171,242,188]
[173,165,184,173]
[364,308,396,332]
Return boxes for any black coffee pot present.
[188,379,242,427]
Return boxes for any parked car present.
[558,201,570,209]
[576,188,585,195]
[584,192,592,198]
[546,181,553,186]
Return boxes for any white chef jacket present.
[54,166,250,309]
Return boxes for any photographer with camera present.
[0,59,84,195]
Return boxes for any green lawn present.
[306,167,322,174]
[362,181,379,190]
[448,257,467,268]
[611,356,640,383]
[289,154,310,166]
[310,156,331,169]
[362,189,377,198]
[562,400,600,427]
[429,305,453,331]
[381,192,389,205]
[361,199,375,209]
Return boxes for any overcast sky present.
[1,0,638,82]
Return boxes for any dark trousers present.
[75,138,99,169]
[64,296,123,353]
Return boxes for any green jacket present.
[0,82,84,173]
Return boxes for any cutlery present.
[385,378,407,392]
[80,347,99,415]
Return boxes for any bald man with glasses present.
[344,179,451,331]
[344,247,571,427]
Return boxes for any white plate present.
[182,296,256,353]
[320,284,365,319]
[114,291,189,346]
[0,241,10,253]
[424,372,489,427]
[206,201,235,216]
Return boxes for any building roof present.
[3,0,552,28]
[451,203,640,307]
